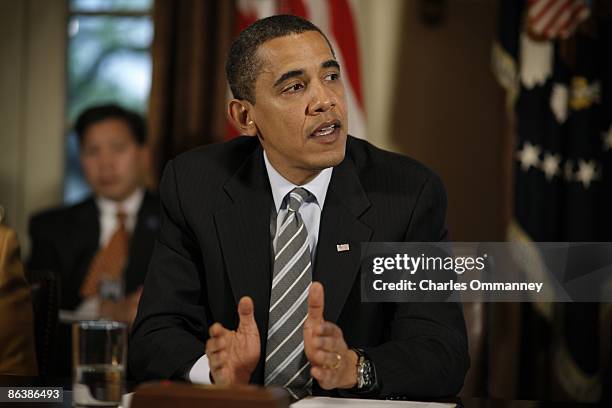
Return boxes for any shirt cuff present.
[75,296,101,318]
[187,354,212,384]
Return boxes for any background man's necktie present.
[264,187,313,399]
[80,210,129,299]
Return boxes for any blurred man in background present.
[28,104,159,324]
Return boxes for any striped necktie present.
[80,210,129,299]
[264,187,313,399]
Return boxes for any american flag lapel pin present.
[336,243,350,252]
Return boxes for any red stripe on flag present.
[527,0,547,18]
[558,3,588,38]
[529,0,563,34]
[329,0,364,107]
[279,0,308,18]
[547,0,580,38]
[530,0,558,25]
[541,0,573,37]
[235,9,258,35]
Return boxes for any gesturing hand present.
[205,296,261,385]
[303,282,358,390]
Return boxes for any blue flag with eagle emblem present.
[493,0,612,402]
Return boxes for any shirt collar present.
[263,150,333,213]
[96,188,145,217]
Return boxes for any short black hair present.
[226,14,334,104]
[74,104,146,146]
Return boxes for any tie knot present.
[287,188,310,212]
[116,210,127,225]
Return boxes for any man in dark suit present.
[130,15,468,399]
[28,104,159,323]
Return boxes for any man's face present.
[249,31,348,184]
[80,118,145,202]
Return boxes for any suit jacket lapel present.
[314,157,372,324]
[126,191,160,291]
[214,144,273,336]
[73,198,100,289]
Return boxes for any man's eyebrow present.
[272,60,340,88]
[273,70,304,88]
[322,59,340,70]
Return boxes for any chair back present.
[27,269,60,377]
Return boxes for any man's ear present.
[228,99,257,136]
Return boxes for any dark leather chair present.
[26,269,60,377]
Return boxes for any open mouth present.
[99,178,118,186]
[310,120,341,138]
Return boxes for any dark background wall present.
[390,0,510,241]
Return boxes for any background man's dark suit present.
[130,136,469,398]
[28,191,160,311]
[28,191,159,377]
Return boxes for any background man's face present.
[80,118,144,201]
[249,30,348,184]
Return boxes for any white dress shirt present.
[188,150,333,384]
[97,188,145,246]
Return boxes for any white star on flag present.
[517,142,541,171]
[541,152,561,181]
[576,159,599,189]
[602,125,612,151]
[550,83,569,123]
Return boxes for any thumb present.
[237,296,258,333]
[307,282,325,322]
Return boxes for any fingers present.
[305,321,346,363]
[310,349,343,368]
[311,365,335,389]
[205,334,227,354]
[308,322,342,351]
[314,334,338,352]
[206,324,231,384]
[212,367,229,384]
[209,322,229,338]
[206,332,229,384]
[208,350,229,370]
[315,321,342,338]
[307,282,325,322]
[310,348,357,390]
[208,348,230,384]
[206,307,260,386]
[237,296,258,333]
[304,318,350,389]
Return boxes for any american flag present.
[336,243,350,252]
[226,0,367,141]
[526,0,590,40]
[495,0,611,401]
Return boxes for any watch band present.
[352,348,377,392]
